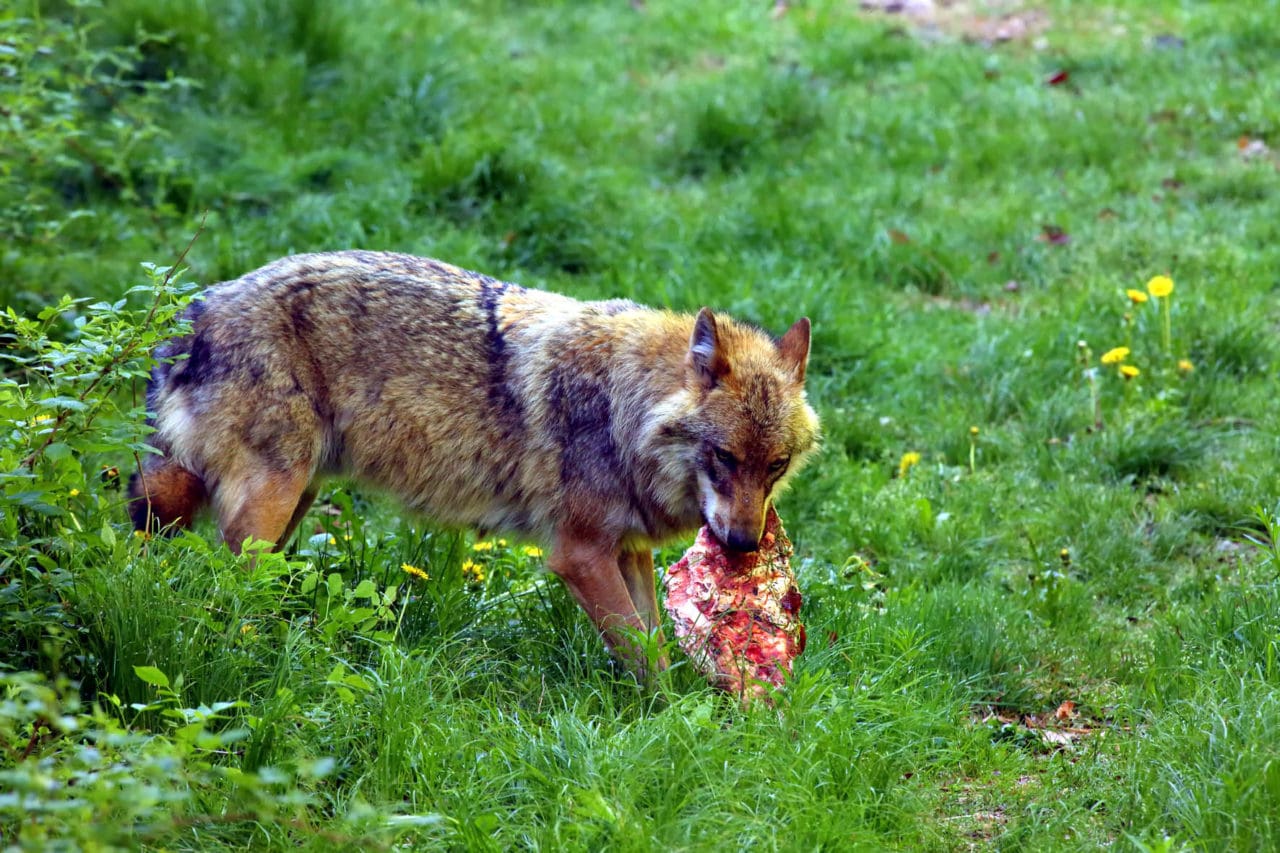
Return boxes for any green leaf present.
[133,665,170,689]
[42,442,73,461]
[37,396,88,412]
[342,672,372,692]
[100,520,116,550]
[6,492,63,516]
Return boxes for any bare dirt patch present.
[859,0,1051,45]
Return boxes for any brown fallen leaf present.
[1054,699,1077,721]
[1040,729,1077,748]
[888,228,912,245]
[1037,224,1071,245]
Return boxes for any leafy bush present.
[0,0,193,260]
[0,670,440,851]
[1,260,197,676]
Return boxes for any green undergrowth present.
[4,0,1280,848]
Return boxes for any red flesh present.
[663,505,805,702]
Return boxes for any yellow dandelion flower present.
[1100,346,1130,365]
[1126,288,1149,304]
[1177,359,1194,373]
[241,623,255,636]
[522,545,544,558]
[461,560,486,583]
[1119,364,1140,379]
[968,426,980,437]
[401,563,429,581]
[472,540,494,552]
[69,489,80,497]
[1146,275,1173,298]
[898,451,922,478]
[327,536,337,546]
[498,539,508,547]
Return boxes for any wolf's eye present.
[713,447,737,467]
[768,456,790,474]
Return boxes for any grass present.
[3,0,1280,848]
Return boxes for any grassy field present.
[4,0,1280,848]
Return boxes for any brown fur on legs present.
[278,487,319,551]
[618,550,660,631]
[619,548,670,672]
[214,468,313,555]
[128,460,208,534]
[549,527,656,679]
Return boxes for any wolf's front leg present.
[549,528,663,682]
[619,549,670,670]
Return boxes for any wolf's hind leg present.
[214,468,313,555]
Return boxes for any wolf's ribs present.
[663,505,806,702]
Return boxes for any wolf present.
[129,250,820,673]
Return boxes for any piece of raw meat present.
[663,505,805,703]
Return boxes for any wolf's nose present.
[723,528,761,554]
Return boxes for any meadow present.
[3,0,1280,848]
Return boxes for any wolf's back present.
[140,250,666,540]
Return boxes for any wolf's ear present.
[777,317,811,383]
[688,307,730,390]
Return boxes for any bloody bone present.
[663,505,805,703]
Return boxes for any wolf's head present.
[681,308,820,553]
